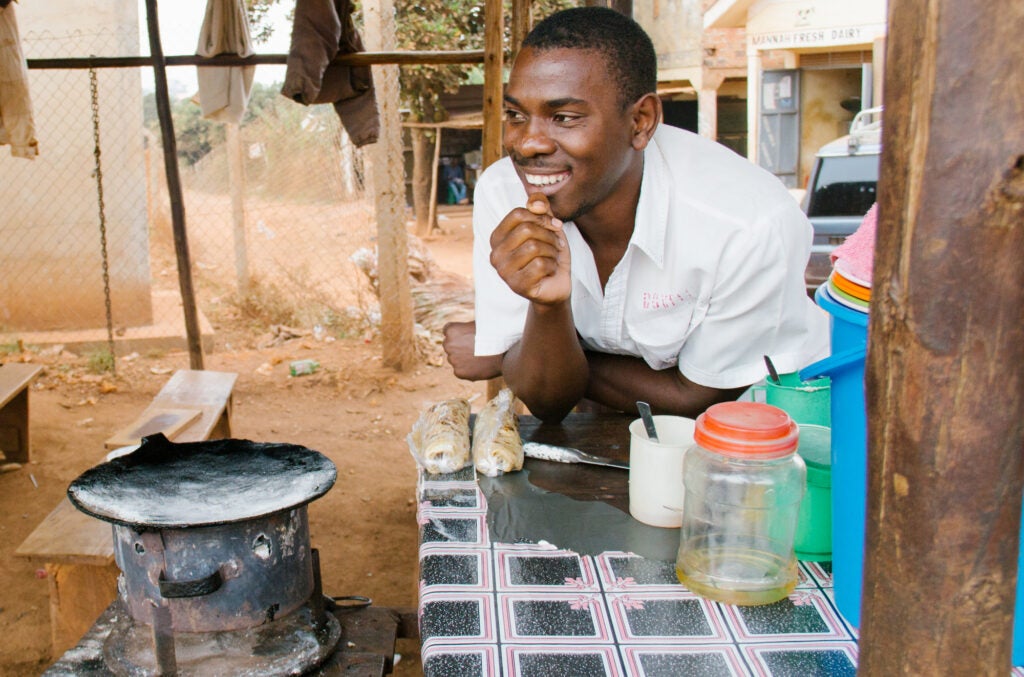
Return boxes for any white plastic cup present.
[628,415,696,528]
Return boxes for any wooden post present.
[609,0,632,15]
[364,0,416,370]
[482,0,504,170]
[482,0,506,400]
[226,123,249,295]
[510,0,532,65]
[144,0,204,370]
[858,0,1024,674]
[427,128,442,235]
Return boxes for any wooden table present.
[416,413,866,677]
[0,362,43,464]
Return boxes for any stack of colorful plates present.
[822,258,870,313]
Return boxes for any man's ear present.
[630,93,662,151]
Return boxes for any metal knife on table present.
[522,441,629,470]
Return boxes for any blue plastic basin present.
[803,287,1024,667]
[801,287,868,628]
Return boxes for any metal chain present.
[89,67,116,376]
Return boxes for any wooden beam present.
[26,51,486,70]
[144,0,203,370]
[858,0,1024,674]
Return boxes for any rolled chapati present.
[407,398,471,474]
[472,388,523,477]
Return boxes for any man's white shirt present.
[471,124,830,389]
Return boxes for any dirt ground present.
[0,210,478,676]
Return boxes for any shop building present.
[704,0,887,188]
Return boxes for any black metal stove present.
[50,434,384,676]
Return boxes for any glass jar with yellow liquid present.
[676,402,805,606]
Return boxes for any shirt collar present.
[629,129,670,268]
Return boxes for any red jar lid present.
[694,401,799,459]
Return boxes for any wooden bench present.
[16,369,237,656]
[0,362,44,464]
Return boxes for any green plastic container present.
[753,375,831,427]
[794,424,832,562]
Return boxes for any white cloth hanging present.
[0,3,38,158]
[195,0,255,124]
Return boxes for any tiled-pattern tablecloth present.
[417,467,1024,676]
[418,468,864,677]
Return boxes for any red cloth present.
[831,202,877,284]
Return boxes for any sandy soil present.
[0,210,478,676]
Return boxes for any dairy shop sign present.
[751,24,884,50]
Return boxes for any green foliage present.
[140,2,285,167]
[245,0,286,44]
[176,103,224,165]
[142,92,222,166]
[395,0,579,122]
[232,276,301,327]
[141,1,580,168]
[86,349,115,374]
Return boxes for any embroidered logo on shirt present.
[641,291,695,310]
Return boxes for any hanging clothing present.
[195,0,255,124]
[0,2,38,158]
[281,0,379,147]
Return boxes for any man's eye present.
[553,113,579,124]
[504,110,524,123]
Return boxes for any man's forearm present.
[501,302,588,422]
[585,352,748,418]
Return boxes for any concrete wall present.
[635,0,704,85]
[799,67,861,186]
[0,0,152,331]
[727,0,886,170]
[747,0,887,49]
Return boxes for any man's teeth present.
[525,172,568,186]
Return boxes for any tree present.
[245,0,286,44]
[394,0,577,237]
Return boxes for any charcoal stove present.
[62,433,347,676]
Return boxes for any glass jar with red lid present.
[676,401,806,606]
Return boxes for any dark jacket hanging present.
[281,0,380,147]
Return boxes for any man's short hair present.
[521,7,658,110]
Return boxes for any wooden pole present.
[510,0,532,65]
[226,123,249,295]
[482,0,504,170]
[609,0,632,16]
[858,0,1024,674]
[482,0,506,400]
[144,0,204,369]
[427,128,442,235]
[365,0,416,371]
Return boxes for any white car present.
[801,107,881,293]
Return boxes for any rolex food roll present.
[472,388,523,477]
[407,398,471,474]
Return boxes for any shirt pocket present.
[625,295,709,370]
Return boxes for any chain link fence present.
[1,21,394,360]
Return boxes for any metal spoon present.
[636,401,659,442]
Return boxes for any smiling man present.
[442,7,829,422]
